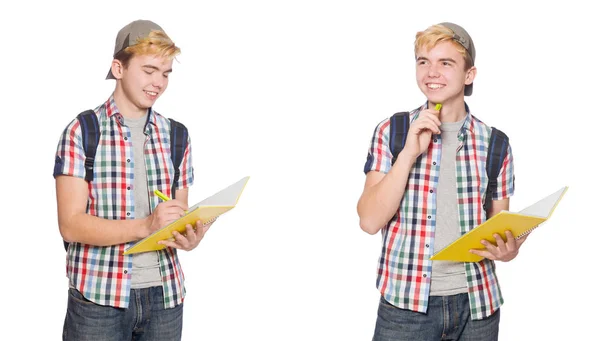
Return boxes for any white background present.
[1,0,597,340]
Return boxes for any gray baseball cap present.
[106,20,165,80]
[438,22,476,96]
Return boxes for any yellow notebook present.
[430,186,568,262]
[123,176,250,255]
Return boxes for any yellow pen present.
[154,189,170,202]
[435,103,442,111]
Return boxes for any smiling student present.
[358,22,525,340]
[53,20,211,341]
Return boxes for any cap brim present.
[464,83,473,96]
[106,67,116,80]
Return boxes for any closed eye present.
[142,65,172,76]
[440,58,456,67]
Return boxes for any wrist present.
[394,150,418,167]
[138,216,151,239]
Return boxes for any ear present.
[110,59,125,80]
[465,66,477,86]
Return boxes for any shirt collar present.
[103,94,157,127]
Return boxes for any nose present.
[427,64,440,78]
[152,73,166,90]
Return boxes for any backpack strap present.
[169,118,189,199]
[64,110,99,251]
[76,110,100,182]
[386,110,509,215]
[484,127,509,213]
[389,112,411,164]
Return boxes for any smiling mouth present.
[427,84,444,90]
[144,91,158,96]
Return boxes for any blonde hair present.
[414,25,472,70]
[116,30,180,66]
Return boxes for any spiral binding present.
[202,217,218,226]
[516,225,539,240]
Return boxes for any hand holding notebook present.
[469,229,529,262]
[147,189,217,251]
[144,196,190,238]
[430,186,568,262]
[124,176,250,255]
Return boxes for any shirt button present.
[426,244,429,248]
[127,212,131,216]
[434,139,438,142]
[127,187,131,190]
[124,270,128,274]
[124,137,128,141]
[433,162,437,165]
[127,159,131,163]
[429,190,434,193]
[427,215,431,219]
[423,274,427,278]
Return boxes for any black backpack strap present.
[169,118,189,200]
[389,112,411,165]
[76,110,100,182]
[64,110,99,251]
[484,127,509,213]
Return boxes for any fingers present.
[416,114,442,130]
[411,117,441,135]
[469,248,495,260]
[420,109,442,125]
[158,225,194,250]
[196,220,208,236]
[413,111,441,133]
[176,224,198,248]
[151,202,188,230]
[151,212,184,231]
[155,202,187,217]
[157,221,208,251]
[493,233,508,254]
[160,200,189,211]
[503,231,517,250]
[476,238,501,260]
[470,231,523,262]
[469,234,504,261]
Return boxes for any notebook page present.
[517,186,567,218]
[189,176,250,209]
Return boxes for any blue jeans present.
[373,294,500,341]
[62,287,183,341]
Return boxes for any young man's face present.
[119,53,173,110]
[415,41,475,105]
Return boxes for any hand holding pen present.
[144,190,188,235]
[153,189,215,251]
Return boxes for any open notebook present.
[430,186,568,262]
[123,176,250,255]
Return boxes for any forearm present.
[486,198,509,219]
[60,213,149,247]
[358,151,416,234]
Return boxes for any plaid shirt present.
[363,103,514,320]
[53,96,194,309]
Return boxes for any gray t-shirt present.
[430,116,468,296]
[124,114,162,289]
